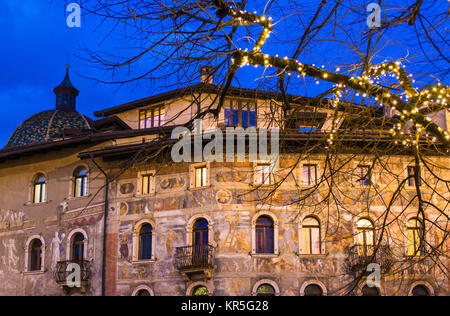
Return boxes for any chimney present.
[200,66,214,84]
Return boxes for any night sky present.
[0,0,447,147]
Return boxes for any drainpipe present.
[91,157,109,297]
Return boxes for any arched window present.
[33,173,46,204]
[193,218,209,246]
[139,224,153,260]
[136,289,151,296]
[192,285,209,296]
[302,217,321,254]
[411,285,429,296]
[256,284,276,296]
[361,285,380,296]
[73,167,88,197]
[357,218,375,257]
[304,284,323,296]
[29,239,43,271]
[72,233,85,262]
[256,216,274,254]
[407,218,424,257]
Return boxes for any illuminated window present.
[194,166,207,188]
[141,174,153,195]
[224,99,256,127]
[73,167,88,197]
[33,173,46,204]
[192,285,209,296]
[72,233,85,262]
[255,164,272,185]
[256,284,276,296]
[299,126,317,133]
[138,224,153,260]
[357,219,374,257]
[302,164,317,185]
[256,216,274,254]
[193,219,209,247]
[29,239,43,271]
[139,106,165,129]
[302,217,321,254]
[357,165,371,186]
[407,166,421,187]
[407,218,424,257]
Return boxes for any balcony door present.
[72,233,85,262]
[192,218,209,266]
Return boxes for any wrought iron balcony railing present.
[175,245,215,271]
[54,260,91,285]
[345,244,393,274]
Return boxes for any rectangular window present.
[302,164,317,185]
[74,177,87,197]
[141,174,153,195]
[224,100,257,127]
[33,183,46,204]
[407,166,422,187]
[139,106,165,129]
[256,164,272,185]
[194,166,207,188]
[302,227,321,254]
[299,126,317,133]
[357,165,371,186]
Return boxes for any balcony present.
[54,260,91,292]
[175,245,215,281]
[345,244,393,275]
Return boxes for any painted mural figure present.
[120,234,129,260]
[51,232,65,268]
[1,239,19,272]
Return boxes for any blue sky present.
[0,0,447,147]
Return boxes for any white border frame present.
[251,211,279,255]
[136,170,156,196]
[299,280,328,296]
[132,219,157,262]
[66,228,89,261]
[190,162,210,189]
[24,235,46,273]
[298,214,325,255]
[132,285,155,296]
[251,279,280,296]
[408,281,435,296]
[186,214,215,247]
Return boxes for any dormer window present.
[224,99,256,127]
[139,105,165,129]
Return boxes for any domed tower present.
[3,66,94,150]
[54,65,79,112]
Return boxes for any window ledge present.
[132,259,156,264]
[24,201,51,207]
[66,194,92,201]
[23,270,46,276]
[134,193,156,198]
[189,185,212,191]
[297,253,327,258]
[250,253,280,258]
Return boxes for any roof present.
[4,110,94,150]
[93,83,324,118]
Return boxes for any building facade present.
[0,68,448,296]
